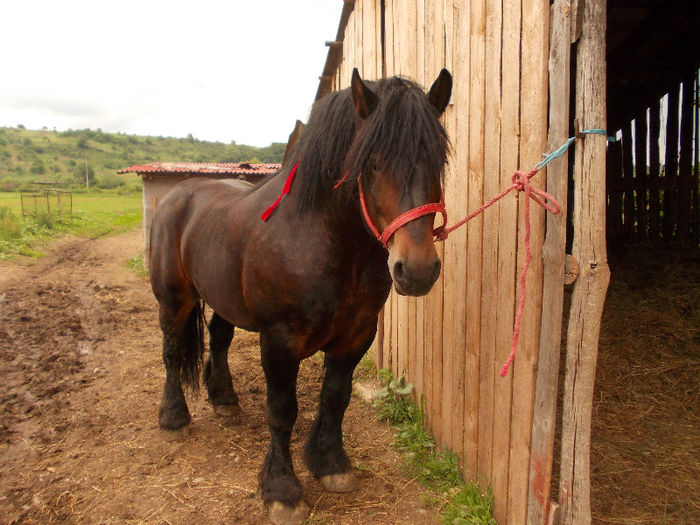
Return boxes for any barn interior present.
[559,1,699,522]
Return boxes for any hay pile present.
[590,245,700,523]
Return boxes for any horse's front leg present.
[304,329,375,492]
[258,329,309,524]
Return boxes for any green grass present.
[126,253,149,277]
[0,191,141,259]
[371,369,496,525]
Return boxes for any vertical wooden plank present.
[412,0,426,403]
[462,0,485,481]
[663,86,679,241]
[621,123,634,236]
[420,0,436,428]
[448,0,469,461]
[478,0,502,485]
[384,0,395,77]
[492,0,522,520]
[634,109,648,240]
[396,0,418,383]
[559,0,610,522]
[392,0,402,77]
[362,0,377,80]
[376,0,384,78]
[678,73,695,243]
[440,0,466,456]
[406,0,418,379]
[354,0,363,74]
[527,2,571,522]
[509,0,548,521]
[423,0,446,443]
[359,0,380,368]
[382,0,396,375]
[648,99,661,242]
[606,140,624,238]
[693,72,700,247]
[341,9,354,88]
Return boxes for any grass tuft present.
[371,368,496,524]
[126,253,148,277]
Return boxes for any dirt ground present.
[1,231,698,525]
[0,231,437,525]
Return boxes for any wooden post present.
[648,99,661,242]
[508,0,549,521]
[477,0,503,486]
[621,123,634,236]
[693,72,700,246]
[606,140,623,238]
[559,0,610,523]
[678,72,695,243]
[663,86,679,241]
[527,1,571,523]
[463,0,486,481]
[634,109,648,240]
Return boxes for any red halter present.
[262,164,447,248]
[357,176,448,247]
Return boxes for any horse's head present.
[348,68,452,296]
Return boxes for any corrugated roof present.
[118,162,280,176]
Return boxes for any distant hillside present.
[0,126,286,192]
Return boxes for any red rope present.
[440,168,560,377]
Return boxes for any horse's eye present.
[368,159,380,172]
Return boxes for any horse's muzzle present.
[391,257,441,296]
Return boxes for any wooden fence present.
[324,1,608,523]
[607,70,700,245]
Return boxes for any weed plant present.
[372,368,496,525]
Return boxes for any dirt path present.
[0,231,436,524]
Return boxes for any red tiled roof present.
[118,162,281,176]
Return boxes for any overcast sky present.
[0,1,344,147]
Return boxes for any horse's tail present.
[180,301,206,391]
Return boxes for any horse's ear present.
[351,68,378,119]
[428,69,452,115]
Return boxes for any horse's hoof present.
[160,424,190,442]
[320,472,358,492]
[267,501,310,525]
[213,404,241,417]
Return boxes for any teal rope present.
[534,129,615,171]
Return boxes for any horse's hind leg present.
[204,312,240,416]
[304,331,375,493]
[158,299,205,441]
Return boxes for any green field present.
[0,191,142,259]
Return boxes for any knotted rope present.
[439,129,610,376]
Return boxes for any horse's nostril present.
[432,259,441,281]
[394,261,405,280]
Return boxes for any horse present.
[148,68,452,524]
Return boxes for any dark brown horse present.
[148,68,452,524]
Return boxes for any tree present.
[73,162,95,185]
[30,158,46,174]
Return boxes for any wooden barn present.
[118,162,280,256]
[316,1,699,524]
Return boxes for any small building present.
[118,162,280,257]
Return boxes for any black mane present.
[285,76,450,215]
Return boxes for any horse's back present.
[149,177,264,327]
